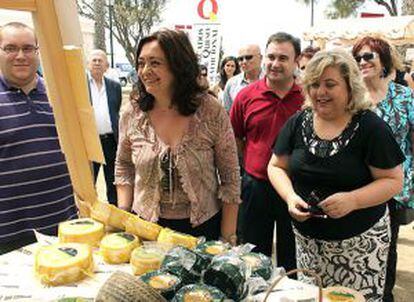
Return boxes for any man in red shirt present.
[230,32,304,272]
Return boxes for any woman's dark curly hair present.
[218,56,240,90]
[352,36,393,78]
[134,29,203,116]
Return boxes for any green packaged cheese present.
[195,241,230,262]
[171,283,226,302]
[203,254,248,301]
[161,246,209,284]
[240,252,273,280]
[140,269,182,300]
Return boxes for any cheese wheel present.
[100,232,140,264]
[58,218,104,247]
[125,215,162,241]
[130,246,165,276]
[157,228,198,250]
[323,286,366,302]
[35,243,93,286]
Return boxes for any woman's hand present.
[319,192,357,219]
[286,193,311,222]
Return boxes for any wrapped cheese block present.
[195,241,230,262]
[323,287,366,302]
[35,243,93,286]
[172,284,226,302]
[240,252,273,280]
[140,269,182,300]
[130,245,166,276]
[157,228,198,250]
[203,254,248,301]
[100,232,140,264]
[161,246,209,284]
[125,215,162,241]
[58,218,104,247]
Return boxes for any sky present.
[159,0,393,56]
[0,0,396,63]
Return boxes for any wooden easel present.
[0,0,104,216]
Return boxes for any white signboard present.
[192,23,221,82]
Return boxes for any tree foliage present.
[78,0,168,66]
[297,0,399,19]
[93,0,106,50]
[401,0,414,15]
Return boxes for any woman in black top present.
[267,50,404,302]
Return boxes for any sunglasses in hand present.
[303,190,328,219]
[354,52,377,63]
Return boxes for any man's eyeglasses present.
[237,55,255,62]
[0,45,39,56]
[354,52,377,63]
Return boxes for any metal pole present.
[311,0,314,27]
[108,2,114,68]
[310,0,314,46]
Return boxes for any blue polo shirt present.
[0,76,77,245]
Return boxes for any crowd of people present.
[1,19,414,302]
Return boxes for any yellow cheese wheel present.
[58,218,104,247]
[100,232,140,264]
[130,246,165,276]
[125,215,162,241]
[35,243,93,286]
[157,228,198,250]
[323,286,366,302]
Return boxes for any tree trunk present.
[93,0,106,51]
[401,0,414,15]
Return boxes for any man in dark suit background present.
[87,49,122,206]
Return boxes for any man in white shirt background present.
[87,49,122,206]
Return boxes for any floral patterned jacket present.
[114,93,241,226]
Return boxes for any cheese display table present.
[0,240,320,302]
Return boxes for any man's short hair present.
[0,22,37,44]
[266,32,301,58]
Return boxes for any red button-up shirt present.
[230,78,304,180]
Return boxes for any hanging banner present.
[191,22,221,82]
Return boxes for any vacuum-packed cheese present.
[35,243,93,286]
[100,232,140,264]
[58,218,104,247]
[130,246,165,276]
